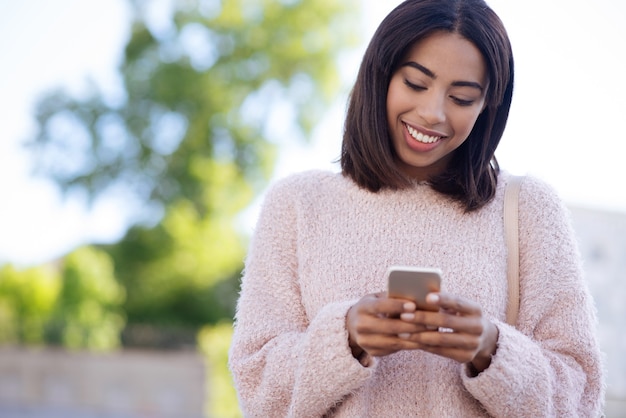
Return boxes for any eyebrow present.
[401,61,484,92]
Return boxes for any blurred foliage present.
[0,247,125,350]
[198,321,241,417]
[46,247,126,350]
[30,0,359,211]
[104,162,250,334]
[10,1,361,414]
[26,0,359,338]
[0,264,60,344]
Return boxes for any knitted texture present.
[229,170,604,417]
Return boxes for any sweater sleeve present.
[462,176,605,417]
[228,176,376,418]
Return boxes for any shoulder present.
[269,169,342,190]
[264,170,349,201]
[259,170,349,212]
[500,172,575,239]
[500,171,565,212]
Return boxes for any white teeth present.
[406,124,441,144]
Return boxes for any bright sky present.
[1,0,625,266]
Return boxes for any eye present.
[403,79,426,91]
[450,96,475,107]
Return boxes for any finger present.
[427,292,481,316]
[356,328,424,356]
[412,310,484,335]
[352,293,388,314]
[414,329,481,351]
[350,301,424,333]
[400,309,440,333]
[360,295,416,318]
[360,314,430,337]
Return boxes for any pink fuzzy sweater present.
[229,171,604,417]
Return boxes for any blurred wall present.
[570,206,626,417]
[0,347,205,417]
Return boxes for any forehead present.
[402,31,488,84]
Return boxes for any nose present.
[416,92,446,125]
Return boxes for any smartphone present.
[386,266,442,311]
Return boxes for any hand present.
[346,292,428,359]
[400,292,499,373]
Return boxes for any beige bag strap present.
[504,175,523,326]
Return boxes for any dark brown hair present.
[341,0,514,211]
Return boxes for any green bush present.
[47,247,126,350]
[0,264,61,345]
[0,246,126,351]
[198,321,242,418]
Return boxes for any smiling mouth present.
[405,123,442,144]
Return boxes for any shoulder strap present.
[504,175,523,326]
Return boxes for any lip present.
[402,122,447,152]
[403,121,448,139]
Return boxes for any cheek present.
[386,78,411,120]
[454,110,483,137]
[386,85,400,118]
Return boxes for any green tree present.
[0,264,61,345]
[0,249,124,350]
[28,0,359,337]
[46,247,126,350]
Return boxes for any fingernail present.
[426,293,439,303]
[403,302,416,311]
[398,333,411,339]
[400,312,415,321]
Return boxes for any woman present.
[228,0,604,416]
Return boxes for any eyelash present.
[403,79,425,91]
[452,98,474,107]
[403,79,475,107]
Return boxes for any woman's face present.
[386,31,488,181]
